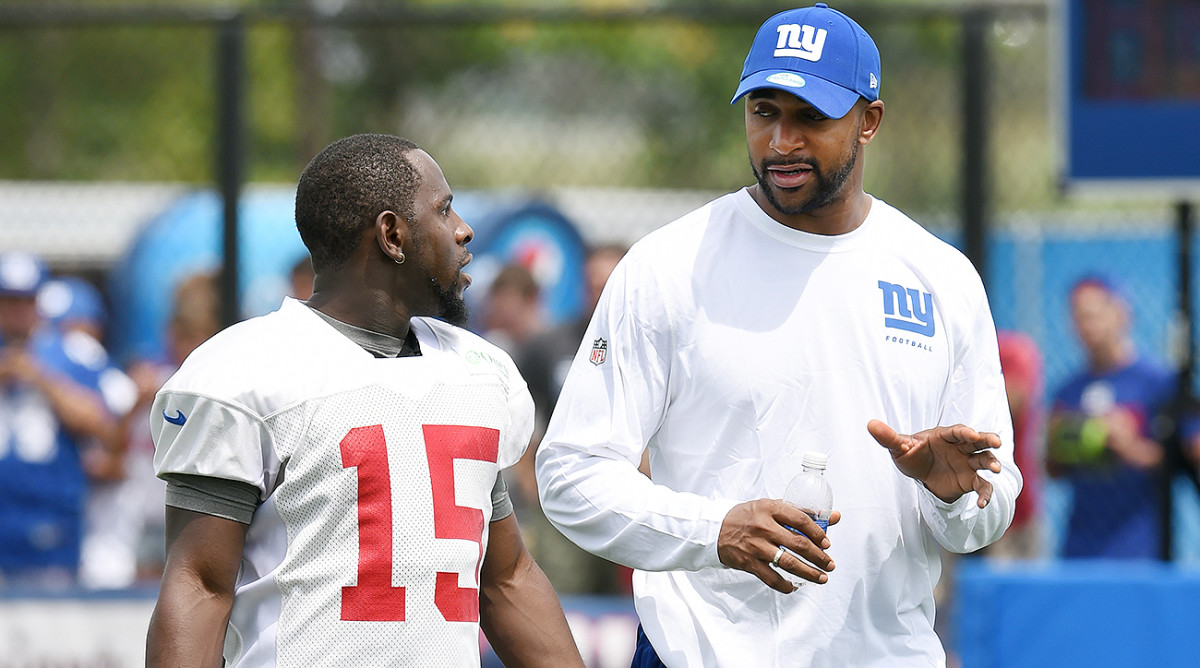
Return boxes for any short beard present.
[408,221,470,328]
[752,138,858,217]
[432,275,470,328]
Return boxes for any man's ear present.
[375,210,409,264]
[859,99,884,146]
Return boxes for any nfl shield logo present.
[589,338,608,366]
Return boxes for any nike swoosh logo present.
[163,409,187,426]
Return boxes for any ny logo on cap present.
[774,24,826,62]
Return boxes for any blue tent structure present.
[107,187,588,365]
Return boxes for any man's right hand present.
[716,499,838,594]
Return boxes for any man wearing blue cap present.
[0,253,121,585]
[536,5,1021,666]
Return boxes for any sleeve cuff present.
[701,496,744,569]
[916,480,984,544]
[923,484,978,512]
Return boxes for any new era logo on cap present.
[731,3,881,119]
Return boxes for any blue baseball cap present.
[1071,272,1132,306]
[731,3,881,119]
[0,252,48,298]
[38,276,107,328]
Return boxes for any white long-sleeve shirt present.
[536,189,1021,668]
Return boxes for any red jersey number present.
[339,423,500,622]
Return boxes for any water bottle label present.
[783,513,829,539]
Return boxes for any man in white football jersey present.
[146,134,584,668]
[536,4,1022,667]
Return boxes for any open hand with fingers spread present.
[716,499,841,594]
[867,419,1003,508]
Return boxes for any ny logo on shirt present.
[877,280,935,337]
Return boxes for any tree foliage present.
[0,1,1055,215]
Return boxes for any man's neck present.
[750,186,873,236]
[307,303,421,358]
[305,287,412,342]
[1089,340,1135,374]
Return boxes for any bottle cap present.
[802,451,828,470]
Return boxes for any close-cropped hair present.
[295,133,422,272]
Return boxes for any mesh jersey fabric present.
[152,298,534,667]
[537,189,1022,668]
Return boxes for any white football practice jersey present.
[152,298,534,667]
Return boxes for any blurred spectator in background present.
[988,330,1044,560]
[481,262,544,355]
[114,270,223,585]
[289,255,315,301]
[519,244,628,442]
[1047,274,1175,559]
[37,275,142,588]
[0,252,121,586]
[510,244,628,595]
[38,276,108,344]
[37,276,139,467]
[37,276,139,465]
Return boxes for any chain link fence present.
[1,0,1197,576]
[1,2,1060,208]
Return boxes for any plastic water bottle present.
[774,452,833,588]
[784,452,833,534]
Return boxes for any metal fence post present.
[961,7,989,283]
[1163,200,1198,561]
[216,12,244,330]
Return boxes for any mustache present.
[761,156,817,170]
